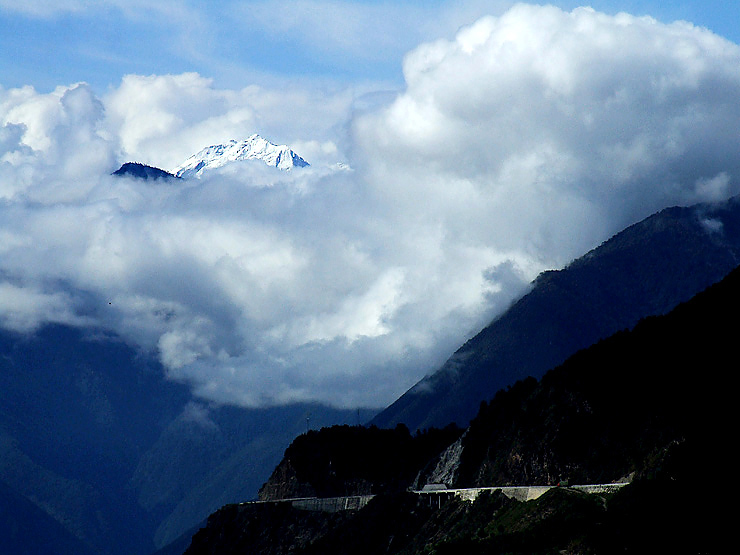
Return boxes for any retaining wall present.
[415,482,630,503]
[245,483,629,513]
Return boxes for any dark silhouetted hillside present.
[449,263,737,489]
[258,424,462,500]
[113,162,179,180]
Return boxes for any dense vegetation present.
[454,254,735,488]
[259,424,463,499]
[189,461,723,554]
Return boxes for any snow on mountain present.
[173,134,310,178]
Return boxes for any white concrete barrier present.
[414,482,630,503]
[244,482,630,513]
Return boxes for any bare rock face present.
[258,458,316,501]
[414,433,465,489]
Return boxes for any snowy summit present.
[173,134,309,178]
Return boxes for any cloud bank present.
[2,5,740,408]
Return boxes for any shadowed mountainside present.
[0,480,95,555]
[442,261,736,490]
[372,196,740,431]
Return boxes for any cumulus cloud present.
[354,5,740,263]
[0,282,92,332]
[3,5,740,409]
[1,83,114,201]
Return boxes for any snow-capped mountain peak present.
[173,134,309,178]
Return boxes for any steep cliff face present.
[415,434,465,489]
[258,458,324,501]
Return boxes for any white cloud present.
[355,5,740,261]
[694,172,732,203]
[2,5,740,409]
[1,83,114,200]
[0,282,91,332]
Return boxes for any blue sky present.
[2,1,739,94]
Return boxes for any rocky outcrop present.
[414,432,465,489]
[258,458,319,501]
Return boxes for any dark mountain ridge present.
[113,162,179,180]
[372,196,740,431]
